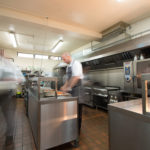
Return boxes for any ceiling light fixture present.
[51,40,63,53]
[9,31,17,48]
[117,0,124,2]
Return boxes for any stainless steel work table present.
[39,96,78,104]
[28,89,78,150]
[108,99,150,150]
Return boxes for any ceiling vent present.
[101,21,129,41]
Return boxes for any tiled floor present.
[0,98,108,150]
[0,98,36,150]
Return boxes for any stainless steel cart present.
[28,77,79,150]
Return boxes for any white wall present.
[4,49,61,73]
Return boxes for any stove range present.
[83,86,122,109]
[92,86,121,110]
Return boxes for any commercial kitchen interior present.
[1,0,150,150]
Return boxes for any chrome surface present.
[84,87,92,90]
[87,67,124,89]
[94,93,108,97]
[40,101,78,150]
[92,86,120,110]
[28,77,78,150]
[124,61,134,93]
[142,73,150,115]
[38,77,58,99]
[108,99,150,150]
[134,59,150,90]
[84,86,94,107]
[28,90,39,147]
[124,58,150,94]
[82,33,150,61]
[93,87,107,92]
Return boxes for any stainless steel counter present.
[40,96,77,104]
[28,89,78,150]
[108,99,150,150]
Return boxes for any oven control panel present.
[124,62,132,82]
[109,95,118,103]
[109,91,122,104]
[124,61,134,92]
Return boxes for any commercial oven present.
[124,58,150,94]
[83,86,94,107]
[93,86,121,110]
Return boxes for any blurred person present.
[0,56,24,149]
[60,52,84,134]
[82,66,93,87]
[0,91,16,149]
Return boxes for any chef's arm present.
[61,76,80,92]
[60,80,69,90]
[68,76,80,89]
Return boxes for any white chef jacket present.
[66,59,83,79]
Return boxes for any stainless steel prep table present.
[108,99,150,150]
[28,78,78,150]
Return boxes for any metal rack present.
[38,77,58,98]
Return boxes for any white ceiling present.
[0,0,150,55]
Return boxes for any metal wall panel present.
[87,68,124,89]
[107,69,124,88]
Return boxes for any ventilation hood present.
[82,32,150,62]
[101,21,129,41]
[81,33,150,70]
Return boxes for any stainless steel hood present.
[82,51,134,70]
[82,32,150,62]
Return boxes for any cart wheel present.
[72,140,79,148]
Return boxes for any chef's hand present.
[60,86,65,91]
[60,86,71,92]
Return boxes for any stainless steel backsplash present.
[85,67,124,89]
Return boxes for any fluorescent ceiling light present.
[9,32,17,48]
[117,0,124,2]
[18,53,33,58]
[83,48,92,56]
[51,40,63,53]
[35,55,48,59]
[50,56,61,60]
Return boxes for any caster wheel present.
[72,140,79,148]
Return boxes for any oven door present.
[134,59,150,94]
[93,93,108,110]
[84,87,94,107]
